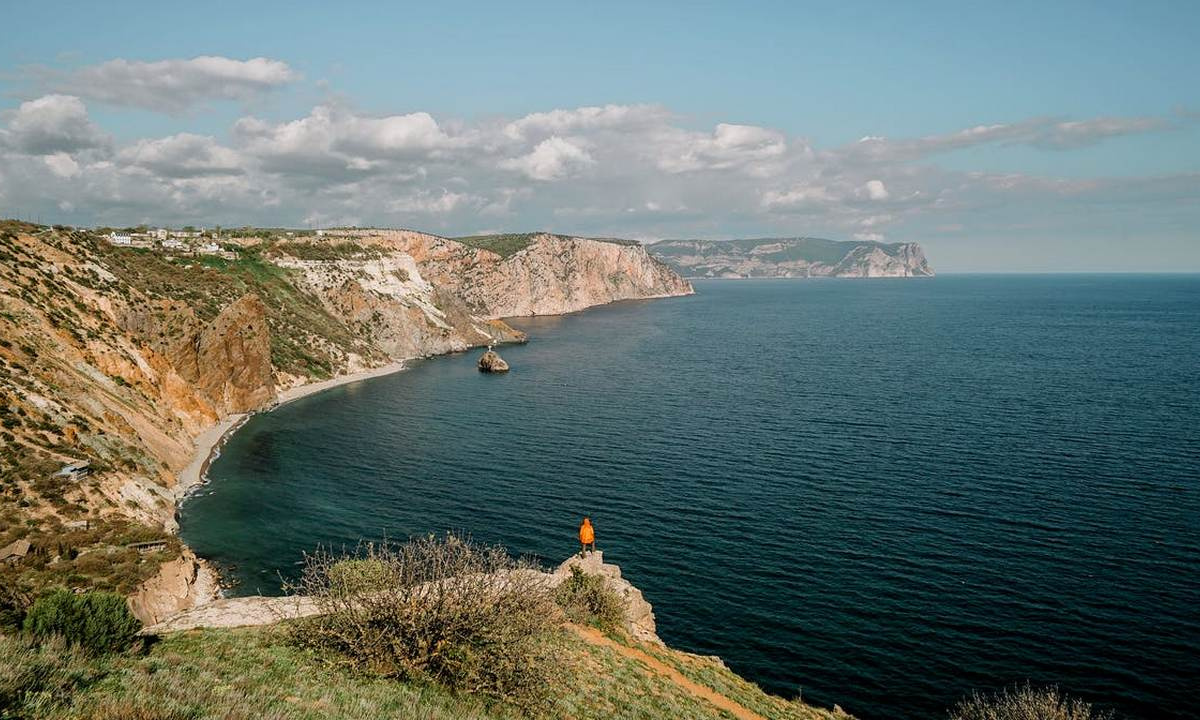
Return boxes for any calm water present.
[181,276,1200,720]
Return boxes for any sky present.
[0,1,1197,271]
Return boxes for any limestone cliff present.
[0,221,691,622]
[1,221,690,537]
[650,236,934,278]
[331,229,694,317]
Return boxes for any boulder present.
[477,349,510,373]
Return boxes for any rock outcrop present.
[128,547,221,625]
[553,551,659,644]
[650,237,934,278]
[477,350,509,373]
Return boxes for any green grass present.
[0,623,837,719]
[453,232,639,259]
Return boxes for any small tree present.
[950,684,1114,720]
[22,589,142,655]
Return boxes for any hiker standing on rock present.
[579,517,595,556]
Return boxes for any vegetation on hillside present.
[454,232,638,259]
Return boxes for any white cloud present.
[862,179,890,200]
[36,56,298,113]
[500,136,594,181]
[503,104,668,140]
[658,123,788,174]
[2,92,1192,257]
[1,95,109,155]
[43,153,81,178]
[118,133,242,177]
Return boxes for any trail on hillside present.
[569,624,768,720]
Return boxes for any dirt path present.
[569,624,767,720]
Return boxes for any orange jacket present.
[579,519,595,544]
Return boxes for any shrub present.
[23,588,142,655]
[289,533,560,710]
[554,566,625,632]
[949,684,1114,720]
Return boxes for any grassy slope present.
[0,625,838,720]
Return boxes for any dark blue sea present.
[180,276,1200,720]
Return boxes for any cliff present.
[0,220,691,617]
[650,237,934,278]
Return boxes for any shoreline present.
[171,359,414,513]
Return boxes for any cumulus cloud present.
[658,123,789,175]
[118,133,242,177]
[35,56,297,113]
[1,92,1192,253]
[503,104,669,141]
[0,95,109,155]
[500,136,594,181]
[862,179,890,200]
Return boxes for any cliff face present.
[340,230,694,318]
[0,223,692,534]
[650,237,934,278]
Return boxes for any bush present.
[950,684,1114,720]
[554,566,625,632]
[289,533,560,710]
[22,589,142,655]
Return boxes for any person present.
[578,517,595,556]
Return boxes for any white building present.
[109,232,132,245]
[162,238,186,250]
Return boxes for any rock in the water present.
[478,349,510,373]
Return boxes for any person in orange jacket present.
[578,517,595,556]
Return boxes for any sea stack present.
[478,349,510,373]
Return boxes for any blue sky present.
[1,0,1197,270]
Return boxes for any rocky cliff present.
[0,221,691,617]
[650,237,934,278]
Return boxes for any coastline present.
[173,359,414,508]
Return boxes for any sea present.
[180,275,1200,720]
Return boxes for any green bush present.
[291,534,560,710]
[553,566,625,632]
[22,589,142,655]
[949,684,1114,720]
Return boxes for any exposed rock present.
[553,551,660,644]
[650,236,934,278]
[128,547,220,625]
[477,350,510,373]
[168,293,276,415]
[141,594,322,635]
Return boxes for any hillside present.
[0,221,691,626]
[649,237,934,278]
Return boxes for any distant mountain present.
[649,237,934,278]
